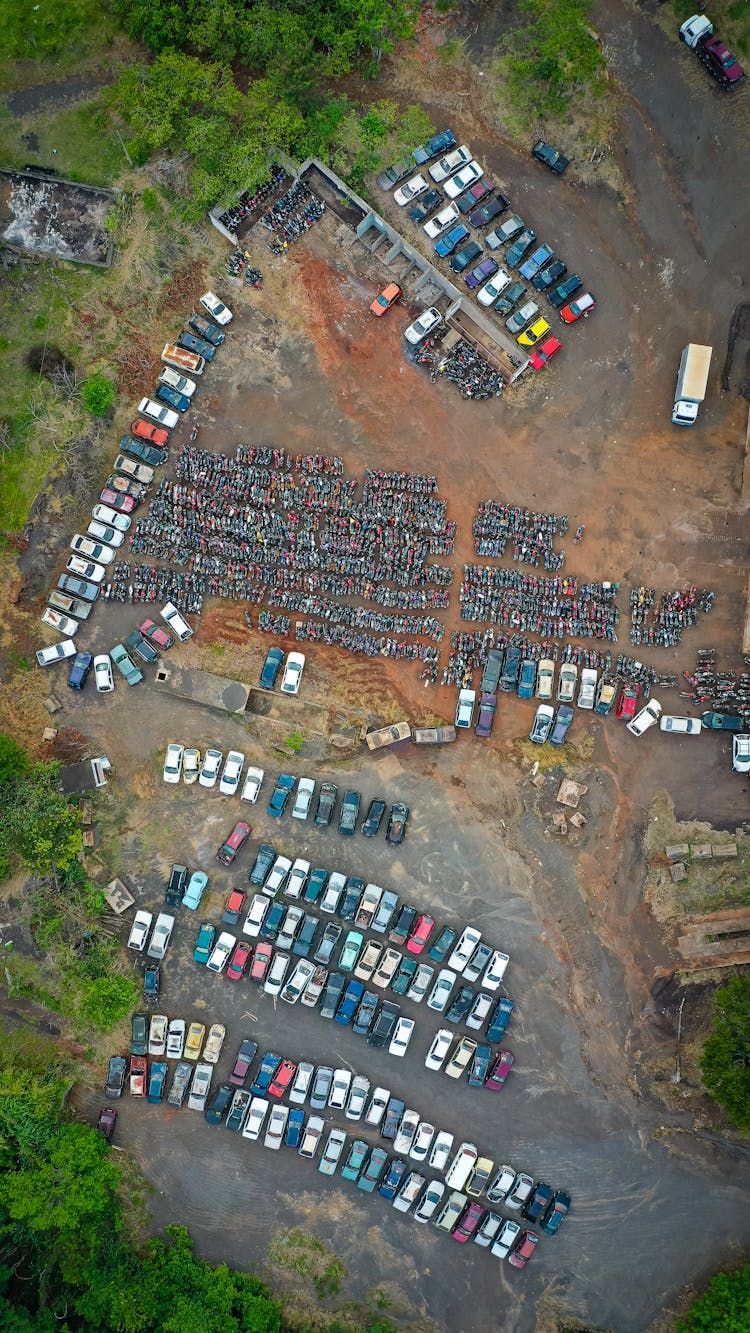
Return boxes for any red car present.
[508,1229,539,1268]
[226,939,252,981]
[369,282,403,317]
[250,940,273,983]
[560,292,596,323]
[268,1057,297,1098]
[99,488,136,513]
[529,336,562,370]
[485,1049,514,1091]
[216,820,251,867]
[452,1201,484,1243]
[130,417,169,446]
[616,683,640,721]
[229,1039,258,1087]
[139,618,174,650]
[406,913,436,955]
[129,1055,147,1096]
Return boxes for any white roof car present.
[404,306,442,345]
[92,503,131,531]
[146,912,174,960]
[732,734,750,773]
[70,533,115,564]
[242,1096,269,1140]
[491,1217,521,1258]
[557,662,578,703]
[320,870,346,912]
[281,651,305,695]
[187,1062,212,1111]
[219,750,245,795]
[206,931,236,973]
[445,1141,478,1190]
[483,949,510,990]
[423,202,460,239]
[264,951,290,995]
[407,962,434,1003]
[577,667,598,710]
[160,601,193,641]
[414,1179,445,1223]
[240,765,264,802]
[445,1035,477,1078]
[138,397,179,429]
[392,1170,425,1213]
[425,1028,452,1071]
[372,947,401,988]
[448,927,482,973]
[285,859,310,899]
[455,688,476,728]
[505,1171,534,1210]
[536,658,555,699]
[429,1130,454,1172]
[166,1018,186,1059]
[281,958,315,1003]
[394,1108,420,1154]
[627,698,663,737]
[660,715,702,735]
[354,940,382,982]
[158,366,197,396]
[289,1061,314,1104]
[429,144,472,183]
[162,742,184,784]
[345,1073,370,1120]
[264,1103,288,1149]
[199,291,233,324]
[410,1121,435,1161]
[292,777,315,819]
[66,554,106,583]
[444,159,483,198]
[264,854,292,898]
[365,1086,390,1127]
[243,894,270,938]
[36,639,77,666]
[393,172,428,206]
[298,1114,324,1158]
[466,991,492,1030]
[148,1014,168,1056]
[199,748,223,788]
[41,607,79,637]
[88,518,124,547]
[487,1164,517,1204]
[182,747,200,784]
[127,909,153,951]
[328,1067,352,1111]
[203,1022,226,1063]
[94,654,114,692]
[427,968,456,1012]
[389,1016,415,1057]
[477,270,511,306]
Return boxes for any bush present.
[701,976,750,1130]
[76,975,138,1031]
[677,1262,750,1331]
[82,371,115,417]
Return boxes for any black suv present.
[362,798,386,837]
[500,645,522,692]
[315,782,338,826]
[367,1000,400,1049]
[531,140,570,174]
[449,240,483,274]
[381,1095,405,1139]
[338,790,360,836]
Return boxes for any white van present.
[445,1141,478,1191]
[160,601,193,641]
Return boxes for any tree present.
[0,762,82,878]
[701,976,750,1130]
[81,370,115,417]
[496,0,605,125]
[0,733,28,787]
[76,975,138,1031]
[677,1263,750,1332]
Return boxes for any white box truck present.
[672,344,712,425]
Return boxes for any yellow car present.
[184,1022,205,1061]
[518,317,551,347]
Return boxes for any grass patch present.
[269,1228,347,1300]
[0,94,126,186]
[644,792,750,921]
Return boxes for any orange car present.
[370,283,403,317]
[130,417,169,447]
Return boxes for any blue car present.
[519,243,554,281]
[303,868,328,904]
[182,871,208,910]
[435,223,470,258]
[156,383,190,412]
[260,646,284,689]
[378,1159,408,1200]
[413,129,455,165]
[147,1061,168,1104]
[67,651,92,690]
[285,1107,305,1149]
[517,659,536,700]
[193,922,215,964]
[259,899,285,942]
[541,1188,571,1234]
[467,1043,492,1089]
[250,1051,281,1096]
[487,996,514,1043]
[352,990,378,1036]
[357,1146,389,1192]
[249,843,276,887]
[204,1084,232,1125]
[268,773,295,818]
[335,979,364,1025]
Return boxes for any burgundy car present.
[97,1107,117,1142]
[229,1039,258,1086]
[465,257,498,291]
[139,618,174,649]
[485,1049,514,1091]
[508,1229,539,1268]
[457,177,494,214]
[99,488,136,513]
[226,939,252,981]
[452,1201,484,1243]
[215,820,251,866]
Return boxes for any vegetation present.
[677,1262,750,1331]
[0,0,108,59]
[701,976,750,1131]
[495,0,606,126]
[81,370,115,417]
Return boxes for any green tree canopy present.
[701,976,750,1131]
[81,371,115,417]
[0,760,82,879]
[677,1263,750,1332]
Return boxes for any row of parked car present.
[36,598,192,689]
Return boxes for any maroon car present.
[457,177,494,214]
[452,1201,484,1243]
[97,1107,117,1142]
[139,618,174,650]
[229,1039,258,1087]
[226,939,252,981]
[508,1229,539,1268]
[99,488,136,513]
[485,1049,514,1091]
[216,820,251,867]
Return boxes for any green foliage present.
[496,0,606,125]
[677,1262,750,1332]
[0,0,104,58]
[0,733,28,787]
[76,974,138,1031]
[140,187,159,213]
[701,976,750,1130]
[0,760,82,879]
[81,370,115,417]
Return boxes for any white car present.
[482,949,510,990]
[449,927,482,973]
[182,747,200,783]
[199,291,233,325]
[242,1096,269,1140]
[487,1164,517,1204]
[557,662,578,702]
[429,1130,454,1172]
[206,931,236,973]
[328,1068,352,1111]
[393,1108,420,1154]
[66,554,106,583]
[536,659,555,700]
[94,654,114,692]
[444,160,483,198]
[281,651,305,694]
[41,607,79,636]
[219,750,245,795]
[146,912,174,960]
[345,1074,370,1120]
[410,1121,435,1161]
[466,991,492,1031]
[660,715,701,735]
[407,962,434,1003]
[36,639,76,666]
[389,1016,415,1057]
[414,1179,445,1223]
[162,743,184,784]
[127,910,153,951]
[429,144,472,183]
[425,1028,452,1070]
[491,1218,521,1258]
[160,601,193,641]
[203,1022,226,1063]
[70,533,115,564]
[393,172,428,206]
[264,855,292,898]
[292,776,315,819]
[365,1086,390,1128]
[243,894,270,938]
[187,1063,212,1111]
[166,1018,185,1059]
[87,519,124,548]
[92,504,131,531]
[427,969,456,1012]
[392,1171,425,1214]
[277,905,304,952]
[138,397,179,429]
[505,1172,534,1211]
[158,366,197,396]
[477,270,511,306]
[372,947,401,988]
[199,748,223,788]
[264,951,290,996]
[289,1061,314,1105]
[354,940,382,982]
[404,306,442,345]
[148,1014,168,1056]
[577,667,598,710]
[455,688,476,728]
[284,858,310,899]
[627,698,662,737]
[281,958,315,1003]
[423,202,460,239]
[240,765,264,802]
[264,1103,288,1149]
[320,871,346,913]
[733,734,750,773]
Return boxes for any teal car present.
[147,1061,168,1104]
[340,1139,368,1183]
[338,930,364,973]
[110,643,143,686]
[193,921,215,964]
[357,1147,388,1193]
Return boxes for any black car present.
[533,260,567,292]
[105,1055,128,1099]
[320,972,345,1020]
[380,1095,405,1140]
[362,798,386,837]
[446,984,475,1024]
[259,646,284,689]
[548,275,582,308]
[126,629,158,664]
[339,877,364,922]
[506,229,537,268]
[389,904,416,947]
[67,651,92,691]
[531,140,570,174]
[408,187,441,222]
[259,899,285,942]
[353,990,378,1036]
[118,436,164,467]
[249,843,276,887]
[130,1013,148,1056]
[188,312,225,346]
[143,964,160,1005]
[386,802,409,846]
[338,790,360,835]
[467,1042,492,1089]
[428,925,456,964]
[500,645,522,691]
[367,999,400,1049]
[494,281,526,316]
[315,781,338,826]
[165,863,187,906]
[469,194,509,228]
[449,240,483,274]
[523,1181,555,1222]
[204,1084,233,1126]
[481,648,504,693]
[177,331,216,361]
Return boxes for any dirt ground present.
[4,3,750,1330]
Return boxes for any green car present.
[357,1147,388,1193]
[338,930,364,974]
[110,643,143,686]
[193,921,216,965]
[391,957,418,995]
[340,1140,369,1183]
